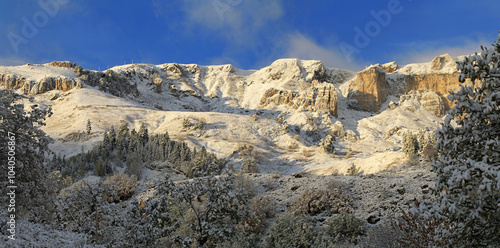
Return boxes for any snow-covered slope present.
[1,57,452,175]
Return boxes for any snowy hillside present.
[0,56,453,176]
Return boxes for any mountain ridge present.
[0,55,461,175]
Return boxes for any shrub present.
[242,157,259,173]
[407,154,420,167]
[392,210,458,247]
[361,221,400,248]
[301,148,313,158]
[327,180,345,190]
[319,134,335,154]
[265,214,315,248]
[234,172,256,198]
[103,172,138,202]
[238,195,276,235]
[402,131,418,158]
[182,118,191,129]
[216,233,259,248]
[325,213,365,244]
[239,144,254,157]
[281,120,289,134]
[290,188,353,215]
[294,134,301,141]
[346,163,360,176]
[194,117,207,130]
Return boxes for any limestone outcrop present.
[0,72,81,94]
[346,54,469,115]
[259,81,338,116]
[347,65,388,112]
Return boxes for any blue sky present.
[1,0,499,71]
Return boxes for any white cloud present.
[392,38,492,65]
[283,33,365,71]
[163,0,283,45]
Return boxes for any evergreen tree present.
[86,119,92,135]
[320,134,335,154]
[94,158,105,176]
[109,125,116,147]
[0,90,53,219]
[402,131,418,158]
[427,34,500,246]
[139,122,149,145]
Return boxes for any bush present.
[346,163,360,176]
[290,188,353,215]
[182,118,191,129]
[216,233,259,248]
[319,134,335,154]
[265,214,315,248]
[402,131,418,158]
[301,148,313,158]
[238,195,276,235]
[392,210,458,247]
[326,180,345,190]
[325,213,365,244]
[103,172,138,202]
[194,117,207,130]
[361,220,400,248]
[242,157,259,173]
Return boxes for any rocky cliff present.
[347,65,388,112]
[259,81,338,116]
[0,68,81,95]
[346,54,468,115]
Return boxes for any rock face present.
[259,81,338,117]
[346,54,469,115]
[0,73,81,94]
[50,61,77,68]
[399,90,446,116]
[430,54,455,70]
[382,61,398,73]
[421,91,445,117]
[347,65,388,112]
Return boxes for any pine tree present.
[428,34,500,246]
[139,122,149,145]
[320,134,335,154]
[0,90,54,219]
[402,131,418,158]
[86,119,92,135]
[109,125,117,147]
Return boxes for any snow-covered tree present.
[166,166,250,246]
[320,134,335,154]
[429,33,500,246]
[402,131,418,158]
[86,119,91,135]
[0,90,54,219]
[55,180,119,245]
[138,122,148,145]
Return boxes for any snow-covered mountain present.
[0,55,461,175]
